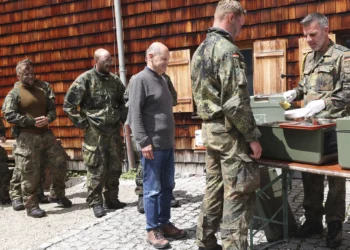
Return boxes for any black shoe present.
[12,199,25,211]
[198,244,222,250]
[104,199,126,209]
[48,196,72,208]
[171,198,180,208]
[137,195,144,214]
[0,197,11,205]
[295,220,323,238]
[38,194,50,204]
[327,220,342,249]
[93,205,106,218]
[27,207,46,218]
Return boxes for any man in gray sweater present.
[127,42,186,249]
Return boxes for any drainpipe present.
[113,0,127,86]
[113,0,135,171]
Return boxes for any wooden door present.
[253,39,287,95]
[166,49,193,113]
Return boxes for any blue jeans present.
[142,148,175,230]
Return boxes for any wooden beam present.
[254,50,284,58]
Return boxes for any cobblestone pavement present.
[36,174,350,250]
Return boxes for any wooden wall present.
[0,0,349,172]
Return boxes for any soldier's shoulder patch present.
[335,44,350,52]
[344,51,350,61]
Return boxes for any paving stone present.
[34,178,350,250]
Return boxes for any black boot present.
[48,196,72,208]
[104,199,126,209]
[93,205,106,218]
[198,244,222,250]
[295,220,323,238]
[27,207,46,218]
[137,195,144,214]
[327,220,342,249]
[38,193,49,204]
[12,199,25,211]
[171,194,180,208]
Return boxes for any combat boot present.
[295,220,323,238]
[327,220,342,249]
[48,196,72,208]
[171,197,180,208]
[104,199,126,209]
[93,204,106,218]
[27,207,46,218]
[198,244,222,250]
[146,228,169,249]
[12,199,25,211]
[38,193,49,204]
[137,195,145,214]
[161,222,187,239]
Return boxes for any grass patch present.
[120,168,137,180]
[67,170,87,178]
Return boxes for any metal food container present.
[250,94,285,124]
[336,117,350,169]
[258,121,337,165]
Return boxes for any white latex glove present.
[303,99,326,117]
[283,90,297,103]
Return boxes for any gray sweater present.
[127,67,175,150]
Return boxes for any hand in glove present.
[304,99,325,117]
[283,90,297,103]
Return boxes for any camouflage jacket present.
[63,67,127,135]
[295,40,350,118]
[2,82,56,127]
[191,27,260,142]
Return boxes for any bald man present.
[127,42,186,249]
[64,48,128,218]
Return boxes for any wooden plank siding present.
[0,0,350,172]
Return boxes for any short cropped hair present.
[214,0,246,21]
[300,12,328,28]
[16,59,33,75]
[146,43,161,57]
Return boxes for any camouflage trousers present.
[13,130,68,211]
[0,146,10,204]
[131,135,143,196]
[197,120,260,250]
[9,160,46,201]
[302,172,345,223]
[135,164,143,196]
[82,127,123,207]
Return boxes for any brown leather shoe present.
[161,223,187,239]
[147,228,169,249]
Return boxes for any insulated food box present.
[250,94,285,124]
[258,121,337,165]
[336,117,350,169]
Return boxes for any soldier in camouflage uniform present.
[191,1,262,249]
[9,80,56,211]
[63,48,127,218]
[2,59,71,218]
[283,13,350,249]
[0,118,11,205]
[129,73,180,213]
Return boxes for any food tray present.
[278,121,336,130]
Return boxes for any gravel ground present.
[0,177,138,250]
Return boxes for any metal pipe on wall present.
[113,0,135,171]
[113,0,127,86]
